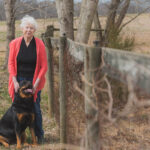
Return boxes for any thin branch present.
[80,73,93,87]
[118,76,138,117]
[120,6,150,30]
[15,6,48,16]
[104,76,114,120]
[115,0,130,29]
[74,83,98,111]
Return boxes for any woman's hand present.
[12,76,19,93]
[33,78,40,94]
[14,81,19,93]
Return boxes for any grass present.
[0,31,6,41]
[107,29,135,51]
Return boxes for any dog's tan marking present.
[16,134,22,149]
[19,92,27,98]
[31,113,35,122]
[17,113,26,122]
[0,136,9,148]
[19,91,32,99]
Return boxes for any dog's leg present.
[29,127,38,147]
[15,114,23,149]
[0,136,9,148]
[16,133,22,149]
[21,132,29,146]
[30,113,37,147]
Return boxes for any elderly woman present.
[8,15,48,144]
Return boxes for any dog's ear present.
[19,80,32,87]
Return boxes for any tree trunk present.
[105,0,120,32]
[3,0,16,70]
[116,0,130,29]
[93,10,103,43]
[104,0,131,45]
[56,0,74,40]
[76,0,99,43]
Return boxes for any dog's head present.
[18,80,33,98]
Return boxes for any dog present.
[0,80,37,149]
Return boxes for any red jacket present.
[8,36,48,102]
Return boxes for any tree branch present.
[74,83,98,111]
[115,0,130,29]
[15,6,48,16]
[105,0,121,31]
[120,6,150,30]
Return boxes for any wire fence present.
[42,24,150,149]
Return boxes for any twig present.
[118,76,137,117]
[104,76,114,120]
[121,6,150,30]
[74,83,98,111]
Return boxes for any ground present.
[0,13,150,149]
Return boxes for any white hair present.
[20,15,38,30]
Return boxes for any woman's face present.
[22,23,36,39]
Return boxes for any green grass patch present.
[0,31,6,41]
[107,27,135,51]
[0,21,6,26]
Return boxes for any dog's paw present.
[23,142,30,146]
[4,143,9,148]
[16,145,22,149]
[31,143,38,147]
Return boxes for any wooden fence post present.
[59,34,67,144]
[84,40,102,150]
[41,25,55,118]
[46,25,54,37]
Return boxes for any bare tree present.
[103,0,130,46]
[56,0,74,39]
[76,0,99,43]
[74,0,132,46]
[0,0,5,20]
[3,0,16,70]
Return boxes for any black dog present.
[0,80,37,149]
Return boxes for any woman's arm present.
[8,41,19,92]
[8,41,16,76]
[12,76,19,92]
[33,78,40,93]
[37,41,48,80]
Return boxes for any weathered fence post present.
[84,41,101,150]
[41,25,55,118]
[59,34,67,144]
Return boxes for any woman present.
[8,15,48,144]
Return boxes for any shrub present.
[107,27,135,51]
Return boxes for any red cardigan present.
[8,36,48,102]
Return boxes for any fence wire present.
[49,35,150,150]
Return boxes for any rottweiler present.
[0,80,37,149]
